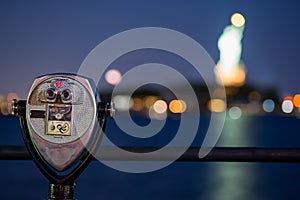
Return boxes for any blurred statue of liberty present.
[215,13,246,86]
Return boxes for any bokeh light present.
[262,99,275,113]
[132,97,144,111]
[169,100,187,114]
[246,103,260,115]
[0,102,9,116]
[144,96,159,109]
[284,96,293,101]
[293,94,300,108]
[248,91,261,103]
[6,92,19,103]
[207,99,226,113]
[215,64,246,86]
[149,106,167,120]
[112,95,133,111]
[282,99,294,113]
[231,13,245,27]
[0,94,4,103]
[105,69,122,85]
[228,106,242,119]
[153,100,168,114]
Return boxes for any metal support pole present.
[48,182,76,200]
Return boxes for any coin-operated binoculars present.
[11,74,114,200]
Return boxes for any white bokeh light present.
[228,106,242,119]
[282,100,293,114]
[112,95,133,111]
[153,100,168,114]
[105,69,122,85]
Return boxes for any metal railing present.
[1,146,300,162]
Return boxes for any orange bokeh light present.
[132,97,144,111]
[293,94,300,108]
[6,92,18,102]
[169,100,186,113]
[284,96,293,101]
[215,64,246,87]
[207,99,226,113]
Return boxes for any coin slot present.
[30,110,46,118]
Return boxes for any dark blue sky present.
[0,0,300,98]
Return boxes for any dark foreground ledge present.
[1,146,300,162]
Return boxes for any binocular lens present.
[61,89,71,101]
[46,88,56,100]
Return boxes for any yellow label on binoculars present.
[47,121,71,136]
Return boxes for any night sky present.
[0,0,300,98]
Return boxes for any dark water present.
[0,115,300,200]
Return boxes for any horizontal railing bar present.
[1,146,300,162]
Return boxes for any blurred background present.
[1,1,300,199]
